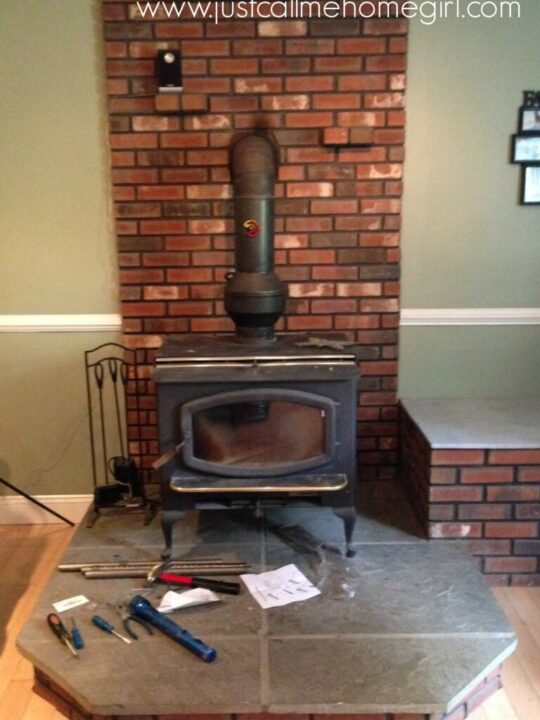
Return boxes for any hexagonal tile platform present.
[17,482,516,718]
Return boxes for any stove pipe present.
[224,132,286,343]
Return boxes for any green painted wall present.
[0,0,119,496]
[0,0,118,313]
[400,8,540,396]
[0,333,120,496]
[400,326,540,398]
[2,2,539,494]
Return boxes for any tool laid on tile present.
[91,614,132,644]
[47,613,79,658]
[147,561,241,595]
[58,559,250,579]
[109,601,154,641]
[129,595,216,662]
[84,564,248,579]
[70,618,84,650]
[59,558,225,570]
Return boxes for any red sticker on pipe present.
[243,219,260,238]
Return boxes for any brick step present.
[400,399,540,586]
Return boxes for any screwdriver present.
[92,614,132,644]
[70,618,84,650]
[47,613,79,658]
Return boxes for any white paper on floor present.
[157,588,221,613]
[241,563,320,609]
[52,595,90,613]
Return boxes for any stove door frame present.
[180,387,338,478]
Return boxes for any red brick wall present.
[103,2,407,482]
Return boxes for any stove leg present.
[333,507,356,558]
[161,510,184,559]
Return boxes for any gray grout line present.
[260,523,271,710]
[260,617,271,709]
[266,632,516,640]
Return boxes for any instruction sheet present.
[241,563,320,609]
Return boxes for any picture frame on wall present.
[522,166,540,205]
[512,134,540,163]
[520,107,540,132]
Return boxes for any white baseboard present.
[0,314,122,332]
[0,494,93,525]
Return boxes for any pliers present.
[110,601,153,640]
[120,606,153,640]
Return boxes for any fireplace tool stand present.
[84,343,157,527]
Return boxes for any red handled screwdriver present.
[47,613,79,658]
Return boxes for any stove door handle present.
[152,441,185,470]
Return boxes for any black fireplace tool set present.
[84,342,158,526]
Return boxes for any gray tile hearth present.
[17,482,516,718]
[267,636,512,714]
[265,543,512,636]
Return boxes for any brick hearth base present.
[401,398,540,586]
[34,666,502,720]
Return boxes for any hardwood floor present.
[0,525,75,720]
[0,524,538,720]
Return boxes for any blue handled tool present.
[92,614,132,644]
[70,618,84,650]
[128,595,216,663]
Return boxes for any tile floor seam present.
[266,632,516,639]
[260,522,270,711]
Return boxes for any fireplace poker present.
[107,357,127,458]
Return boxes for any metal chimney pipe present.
[224,132,286,343]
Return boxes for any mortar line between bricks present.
[511,461,518,525]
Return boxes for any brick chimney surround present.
[104,1,407,483]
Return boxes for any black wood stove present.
[153,132,359,558]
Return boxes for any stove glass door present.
[181,389,336,477]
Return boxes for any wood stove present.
[155,335,358,557]
[153,131,359,558]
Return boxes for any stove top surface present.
[157,333,358,363]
